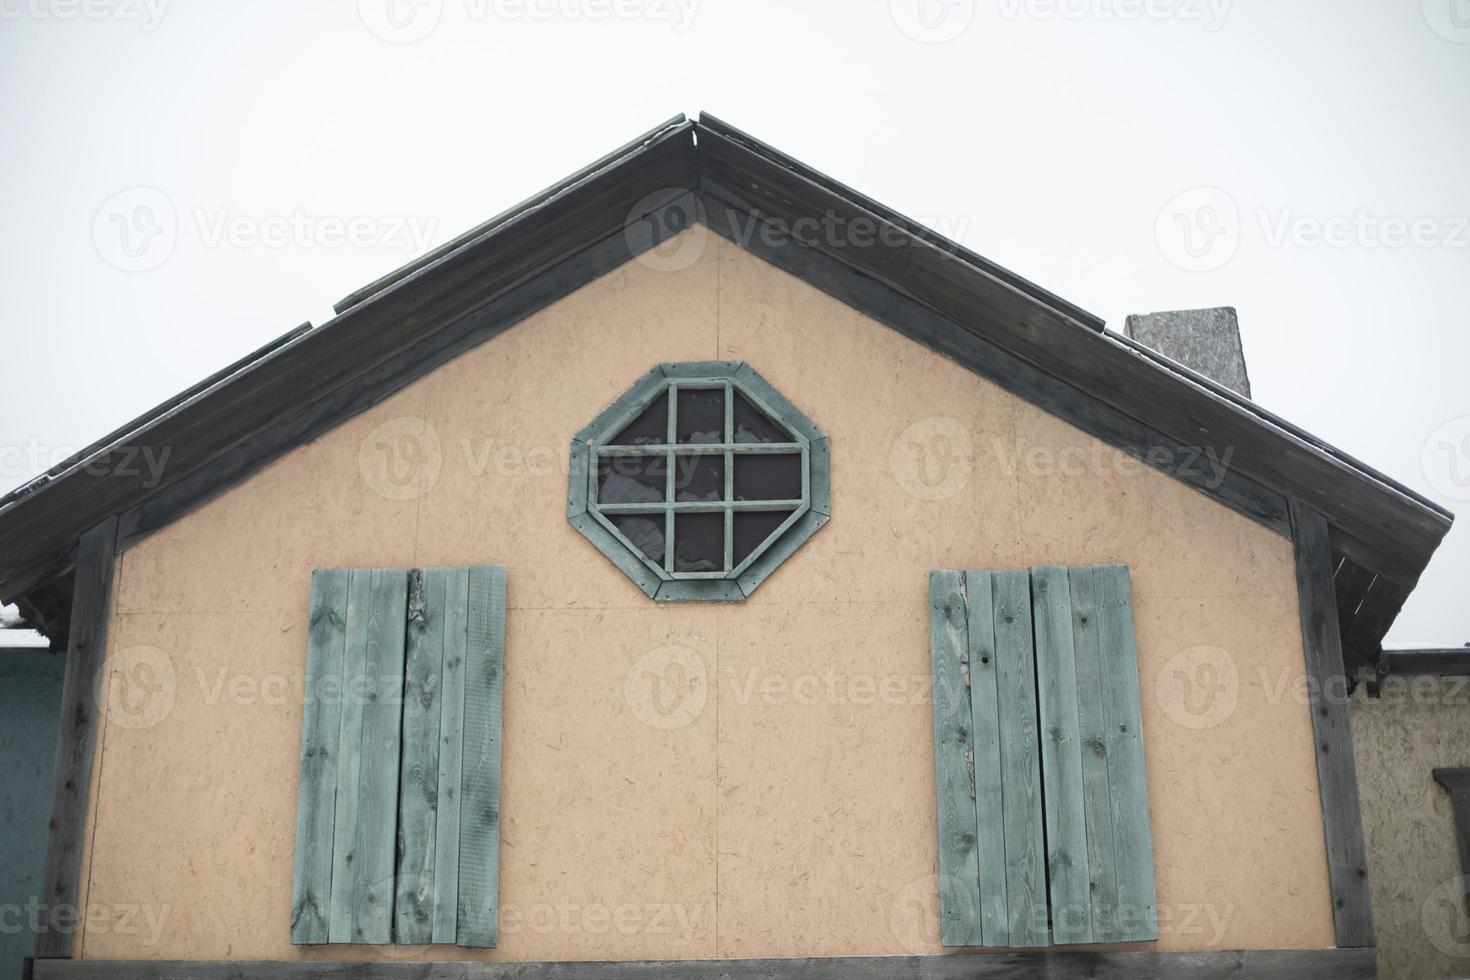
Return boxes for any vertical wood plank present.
[1065,566,1121,942]
[351,568,409,943]
[35,516,117,959]
[1289,502,1375,948]
[290,568,350,945]
[991,570,1047,947]
[928,570,983,947]
[395,568,448,943]
[963,570,1009,948]
[1093,564,1159,942]
[430,569,471,944]
[1030,565,1092,945]
[457,565,507,949]
[328,571,371,943]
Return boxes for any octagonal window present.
[568,362,830,601]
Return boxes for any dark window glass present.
[733,510,793,567]
[676,388,724,444]
[610,515,665,565]
[733,391,790,444]
[598,455,667,504]
[608,392,669,446]
[673,454,724,502]
[734,454,802,501]
[673,513,723,573]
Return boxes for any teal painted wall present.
[0,650,63,979]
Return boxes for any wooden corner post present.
[1289,499,1375,948]
[34,516,119,959]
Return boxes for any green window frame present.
[568,362,830,602]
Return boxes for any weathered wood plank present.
[290,568,350,945]
[29,948,1380,980]
[963,570,1008,948]
[1289,501,1375,948]
[1030,565,1091,945]
[457,565,507,948]
[1063,566,1120,943]
[34,516,117,959]
[431,569,471,944]
[928,570,983,947]
[327,571,371,943]
[990,570,1047,947]
[1091,565,1158,943]
[351,569,408,944]
[396,568,448,943]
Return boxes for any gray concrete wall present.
[1352,677,1470,979]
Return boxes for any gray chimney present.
[1124,307,1252,399]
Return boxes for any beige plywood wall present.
[79,228,1336,962]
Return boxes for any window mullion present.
[665,384,678,574]
[724,381,734,573]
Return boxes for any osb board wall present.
[1351,680,1470,980]
[80,228,1335,962]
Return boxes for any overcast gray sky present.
[1,0,1466,643]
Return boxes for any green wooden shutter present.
[929,564,1156,947]
[290,564,506,948]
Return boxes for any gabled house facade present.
[0,114,1454,979]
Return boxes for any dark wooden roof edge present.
[0,113,1452,659]
[0,321,313,512]
[695,112,1109,335]
[1377,645,1470,678]
[332,114,692,315]
[1109,329,1451,523]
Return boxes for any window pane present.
[674,512,724,573]
[608,392,669,446]
[610,515,665,565]
[733,510,793,567]
[598,455,667,503]
[733,391,791,444]
[676,388,724,444]
[673,454,724,502]
[734,454,802,501]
